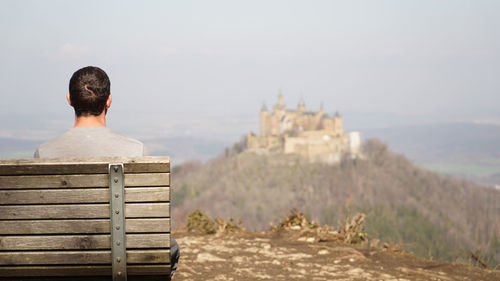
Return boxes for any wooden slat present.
[0,156,170,175]
[0,250,170,265]
[0,203,170,219]
[0,265,170,277]
[125,173,170,187]
[0,173,169,189]
[0,219,170,234]
[0,187,169,204]
[0,234,170,250]
[0,174,107,189]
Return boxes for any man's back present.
[32,66,179,277]
[34,127,144,158]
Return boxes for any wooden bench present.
[0,156,171,280]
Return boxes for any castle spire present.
[320,102,324,112]
[297,97,306,113]
[261,102,268,112]
[298,97,305,107]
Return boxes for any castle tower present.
[333,111,343,136]
[260,103,269,136]
[278,90,284,107]
[273,90,286,122]
[297,98,306,113]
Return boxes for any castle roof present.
[303,111,317,115]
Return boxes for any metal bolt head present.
[116,257,121,263]
[116,241,121,246]
[115,210,120,214]
[114,177,118,183]
[117,271,122,276]
[114,166,118,172]
[116,225,120,230]
[115,193,119,198]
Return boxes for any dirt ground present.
[172,230,500,281]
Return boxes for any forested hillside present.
[171,139,500,265]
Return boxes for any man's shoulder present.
[104,128,143,145]
[35,127,145,158]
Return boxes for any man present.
[34,66,180,277]
[34,66,143,158]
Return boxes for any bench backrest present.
[0,156,171,280]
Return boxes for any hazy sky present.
[1,0,499,141]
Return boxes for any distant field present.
[420,161,500,187]
[0,150,35,158]
[421,162,500,177]
[364,122,500,187]
[0,138,40,158]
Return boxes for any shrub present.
[186,209,216,234]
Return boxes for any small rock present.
[347,268,363,274]
[291,225,301,230]
[272,259,281,265]
[262,243,271,250]
[196,253,225,262]
[298,237,307,241]
[349,258,355,262]
[334,259,341,264]
[306,237,315,243]
[231,256,245,263]
[318,249,329,255]
[245,247,260,253]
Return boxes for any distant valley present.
[364,122,500,187]
[1,122,499,265]
[2,122,499,187]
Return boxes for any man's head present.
[68,66,111,117]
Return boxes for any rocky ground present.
[172,231,500,281]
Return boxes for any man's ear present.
[66,93,72,106]
[106,94,112,109]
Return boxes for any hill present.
[170,139,500,266]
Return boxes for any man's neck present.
[73,113,106,128]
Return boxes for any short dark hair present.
[69,66,111,117]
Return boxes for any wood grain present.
[0,156,170,175]
[0,218,170,234]
[0,203,170,219]
[0,187,169,204]
[0,250,170,265]
[0,173,169,189]
[0,234,170,250]
[0,265,170,277]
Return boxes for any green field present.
[420,161,500,187]
[422,162,499,176]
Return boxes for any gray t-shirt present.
[34,127,144,158]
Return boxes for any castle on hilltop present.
[246,93,362,164]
